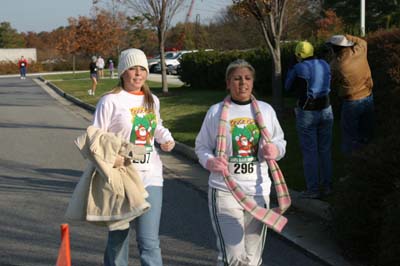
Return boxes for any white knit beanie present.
[118,48,149,77]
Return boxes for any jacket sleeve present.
[86,126,121,166]
[284,67,297,91]
[345,34,367,52]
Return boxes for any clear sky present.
[0,0,232,33]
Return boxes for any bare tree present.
[123,0,186,94]
[233,0,289,112]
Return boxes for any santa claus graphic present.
[236,135,253,157]
[134,124,151,145]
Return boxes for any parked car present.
[153,50,197,75]
[147,51,179,73]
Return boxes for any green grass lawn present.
[42,73,345,193]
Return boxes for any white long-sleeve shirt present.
[195,100,286,196]
[93,89,174,187]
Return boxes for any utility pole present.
[360,0,365,36]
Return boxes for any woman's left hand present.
[262,142,279,160]
[160,141,175,152]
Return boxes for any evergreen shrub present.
[179,42,333,98]
[179,48,274,95]
[330,28,400,265]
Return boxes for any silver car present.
[153,50,197,75]
[148,51,179,73]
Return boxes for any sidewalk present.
[34,76,358,266]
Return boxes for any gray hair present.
[225,59,256,80]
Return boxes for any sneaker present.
[300,191,321,199]
[88,89,92,95]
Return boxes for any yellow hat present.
[295,41,314,59]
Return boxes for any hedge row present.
[331,28,400,266]
[178,42,329,95]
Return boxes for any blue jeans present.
[341,94,374,155]
[20,67,26,77]
[104,186,163,266]
[295,106,334,193]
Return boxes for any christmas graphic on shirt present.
[229,117,261,180]
[129,107,157,154]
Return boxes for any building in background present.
[0,48,37,63]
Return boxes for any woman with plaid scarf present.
[195,59,289,266]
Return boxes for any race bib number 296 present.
[232,162,254,174]
[228,156,258,181]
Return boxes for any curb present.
[37,77,96,112]
[173,142,198,162]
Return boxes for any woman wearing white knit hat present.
[92,48,175,266]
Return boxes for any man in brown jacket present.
[327,34,374,155]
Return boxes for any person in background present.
[285,41,333,199]
[109,59,115,79]
[88,56,98,96]
[96,55,105,79]
[93,48,175,266]
[18,56,28,79]
[327,34,374,155]
[195,59,287,266]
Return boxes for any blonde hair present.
[225,59,256,81]
[105,77,155,112]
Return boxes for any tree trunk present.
[160,0,169,95]
[158,32,169,95]
[271,47,284,113]
[255,12,285,115]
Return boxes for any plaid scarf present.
[216,95,291,233]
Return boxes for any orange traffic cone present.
[56,223,71,266]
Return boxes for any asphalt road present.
[0,77,325,266]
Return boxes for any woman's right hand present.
[206,156,230,177]
[160,140,175,152]
[113,155,125,168]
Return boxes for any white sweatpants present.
[208,188,269,266]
